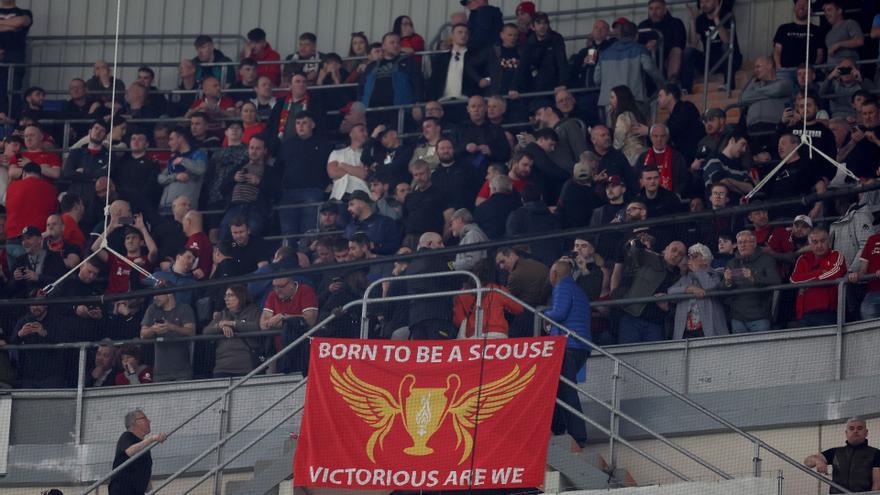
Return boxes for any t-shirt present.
[825,19,862,65]
[21,150,61,171]
[141,303,195,381]
[773,22,824,68]
[696,13,741,62]
[263,282,318,351]
[0,7,32,53]
[860,233,880,293]
[108,431,152,495]
[107,253,152,295]
[638,13,687,55]
[62,213,85,252]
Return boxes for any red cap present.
[516,1,536,15]
[606,175,623,187]
[612,17,630,27]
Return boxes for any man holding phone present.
[721,230,780,333]
[140,292,196,382]
[820,58,873,120]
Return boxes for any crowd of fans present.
[1,0,880,389]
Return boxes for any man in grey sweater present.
[450,208,489,271]
[739,56,791,132]
[158,127,207,215]
[594,20,664,113]
[721,230,780,333]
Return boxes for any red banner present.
[293,337,566,491]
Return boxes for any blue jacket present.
[360,55,421,107]
[467,5,503,53]
[543,277,592,351]
[344,212,402,255]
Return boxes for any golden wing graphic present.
[446,364,537,465]
[329,365,404,463]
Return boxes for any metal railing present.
[701,11,737,110]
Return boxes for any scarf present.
[645,147,673,191]
[276,92,311,139]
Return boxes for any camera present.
[839,67,852,75]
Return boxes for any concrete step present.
[545,436,624,490]
[226,437,296,495]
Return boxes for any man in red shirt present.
[185,76,236,134]
[790,228,846,327]
[182,210,211,280]
[59,192,86,253]
[242,28,281,86]
[9,124,61,180]
[848,231,880,319]
[260,276,318,364]
[98,222,158,295]
[475,150,533,205]
[5,163,58,259]
[749,207,788,248]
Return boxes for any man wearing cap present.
[519,12,569,93]
[192,35,235,86]
[462,0,503,55]
[8,226,66,298]
[5,163,57,260]
[680,0,742,93]
[721,229,780,333]
[533,100,587,175]
[515,1,535,45]
[790,227,846,328]
[339,101,368,138]
[557,151,605,228]
[590,174,628,259]
[694,107,728,164]
[62,119,110,208]
[277,111,333,236]
[344,190,401,256]
[594,20,664,114]
[298,202,342,258]
[241,28,281,86]
[637,0,686,82]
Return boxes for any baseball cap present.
[793,214,813,227]
[348,190,373,204]
[528,98,553,116]
[606,175,624,187]
[516,1,536,15]
[612,17,630,27]
[319,201,339,214]
[20,226,42,238]
[703,108,725,121]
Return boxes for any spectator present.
[720,229,782,333]
[820,58,873,120]
[533,99,587,174]
[260,274,319,360]
[569,20,614,126]
[557,152,605,229]
[316,53,354,112]
[495,247,550,306]
[0,0,31,117]
[595,21,664,121]
[113,130,161,209]
[590,175,628,259]
[362,127,412,183]
[790,228,846,327]
[158,128,207,215]
[453,95,511,168]
[394,15,425,63]
[9,124,61,180]
[403,232,455,339]
[658,83,705,163]
[295,200,340,262]
[590,124,632,189]
[773,0,825,87]
[506,183,563,265]
[192,35,235,86]
[486,94,509,125]
[62,78,98,140]
[514,1,535,45]
[403,159,454,241]
[170,58,198,117]
[634,166,683,218]
[228,218,271,272]
[410,117,445,173]
[850,229,880,319]
[59,193,86,253]
[85,59,125,106]
[607,85,649,167]
[766,134,825,220]
[778,92,836,162]
[277,111,332,236]
[694,107,728,164]
[114,345,153,385]
[98,223,157,295]
[429,23,485,107]
[228,58,259,102]
[703,129,754,203]
[490,23,524,99]
[52,257,105,343]
[618,240,685,343]
[638,0,687,82]
[360,33,423,128]
[5,166,57,259]
[205,120,248,212]
[182,210,211,280]
[62,120,111,209]
[368,174,404,221]
[522,127,568,204]
[344,190,401,255]
[450,208,489,271]
[242,28,281,85]
[43,214,80,269]
[453,258,522,338]
[250,76,277,120]
[842,98,880,180]
[211,241,246,281]
[636,124,693,198]
[344,32,370,74]
[823,0,864,65]
[345,41,383,86]
[150,247,198,304]
[134,67,168,117]
[518,12,568,93]
[140,292,196,382]
[680,0,742,93]
[219,134,276,239]
[328,123,369,200]
[185,77,236,129]
[11,297,65,387]
[475,175,521,240]
[542,259,590,448]
[463,0,503,54]
[477,152,533,205]
[86,343,119,387]
[804,417,880,493]
[123,81,161,124]
[432,138,480,210]
[149,123,173,163]
[270,72,323,142]
[739,56,792,133]
[669,243,728,339]
[204,284,265,378]
[285,32,323,83]
[570,237,609,301]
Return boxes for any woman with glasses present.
[204,284,265,377]
[393,15,425,64]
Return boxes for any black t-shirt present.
[0,7,31,53]
[230,237,271,272]
[368,59,397,107]
[696,13,741,61]
[638,13,687,55]
[773,22,824,68]
[497,45,521,93]
[109,431,152,495]
[402,183,451,235]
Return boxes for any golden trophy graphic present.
[330,363,535,464]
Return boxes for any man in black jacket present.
[517,12,568,92]
[657,83,704,162]
[404,232,456,339]
[453,95,511,171]
[277,111,332,236]
[506,183,562,265]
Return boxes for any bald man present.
[543,258,592,448]
[182,210,211,280]
[739,56,792,130]
[405,231,456,339]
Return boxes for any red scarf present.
[276,92,311,139]
[645,147,673,191]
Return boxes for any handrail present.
[702,11,737,110]
[8,180,877,309]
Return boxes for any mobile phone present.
[839,67,852,75]
[241,167,248,174]
[570,251,579,258]
[154,318,166,324]
[118,216,134,226]
[784,101,791,109]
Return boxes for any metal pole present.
[6,65,13,117]
[609,361,621,473]
[835,279,846,381]
[776,469,784,495]
[62,121,70,155]
[753,441,762,478]
[726,19,736,98]
[74,344,87,445]
[396,107,405,134]
[212,386,231,495]
[702,31,712,110]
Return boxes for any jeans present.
[279,188,324,236]
[790,311,836,329]
[551,348,589,446]
[680,46,743,93]
[860,291,880,320]
[220,203,269,242]
[618,313,665,344]
[730,318,771,334]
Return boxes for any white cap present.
[793,214,813,227]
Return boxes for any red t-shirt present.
[185,232,212,277]
[477,177,528,199]
[860,233,880,293]
[246,43,282,85]
[106,253,153,295]
[147,150,172,166]
[21,150,62,171]
[263,283,318,351]
[62,213,86,253]
[5,177,58,239]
